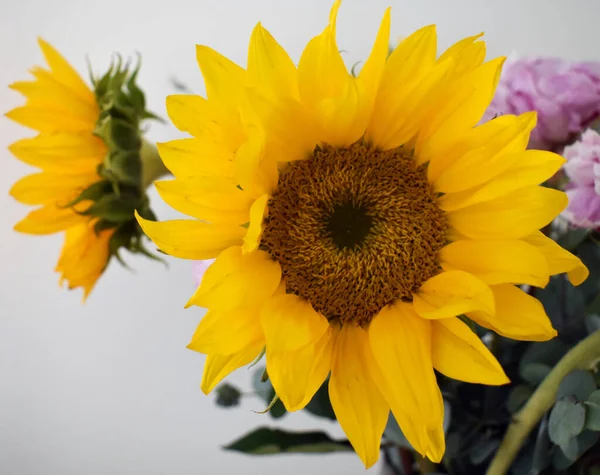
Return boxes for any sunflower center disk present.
[260,142,449,327]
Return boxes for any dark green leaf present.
[558,228,589,251]
[552,445,576,470]
[532,414,551,473]
[585,390,600,430]
[520,363,551,386]
[576,430,600,456]
[560,436,579,460]
[224,427,353,455]
[468,437,499,465]
[548,399,586,448]
[304,380,336,420]
[585,314,600,333]
[215,383,242,408]
[508,384,534,413]
[520,340,569,374]
[557,370,597,401]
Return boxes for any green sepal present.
[75,54,163,269]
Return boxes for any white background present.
[1,0,599,474]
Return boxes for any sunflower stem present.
[486,329,600,475]
[141,140,170,189]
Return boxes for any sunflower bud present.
[7,39,168,298]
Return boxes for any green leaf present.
[215,383,242,408]
[585,389,600,430]
[557,370,597,401]
[224,427,353,455]
[558,228,589,251]
[468,437,500,465]
[520,340,569,374]
[548,399,586,448]
[560,436,579,460]
[531,414,551,473]
[304,379,336,421]
[508,384,534,413]
[576,430,600,456]
[585,314,600,333]
[552,445,576,470]
[520,363,551,387]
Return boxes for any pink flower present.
[483,56,600,151]
[192,259,214,286]
[562,129,600,228]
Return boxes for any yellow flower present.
[137,2,588,467]
[8,39,162,299]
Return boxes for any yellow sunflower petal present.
[297,0,363,147]
[416,57,506,163]
[261,293,329,352]
[243,194,269,253]
[37,38,94,102]
[431,112,536,192]
[8,134,106,173]
[196,45,245,108]
[155,178,254,225]
[438,150,566,211]
[356,7,391,111]
[186,246,281,311]
[157,139,235,181]
[200,342,264,394]
[431,317,509,385]
[12,65,97,116]
[439,239,550,287]
[243,88,318,164]
[135,212,245,260]
[10,171,98,205]
[447,186,568,240]
[413,270,495,319]
[165,94,244,147]
[468,284,557,341]
[267,327,333,412]
[367,25,439,149]
[14,204,85,234]
[187,307,263,355]
[369,303,445,462]
[330,324,389,469]
[6,105,95,134]
[523,232,589,286]
[234,125,279,195]
[56,222,113,299]
[247,23,299,100]
[437,33,486,75]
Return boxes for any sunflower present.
[137,2,588,467]
[7,39,161,298]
